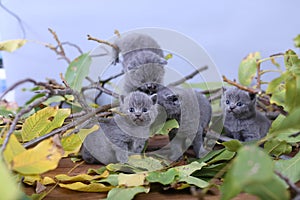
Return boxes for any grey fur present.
[81,91,158,164]
[112,33,166,93]
[155,86,212,159]
[221,87,271,142]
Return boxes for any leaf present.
[275,151,300,183]
[285,74,300,112]
[106,186,149,200]
[244,175,290,200]
[179,176,209,188]
[271,107,300,136]
[0,159,22,200]
[222,140,242,152]
[55,172,109,183]
[193,163,227,178]
[164,53,173,60]
[146,168,178,185]
[294,34,300,48]
[3,134,26,165]
[264,139,292,158]
[61,125,99,156]
[156,119,179,135]
[97,174,119,186]
[106,163,144,174]
[221,145,274,200]
[266,72,287,94]
[21,107,70,142]
[0,39,27,52]
[127,155,166,172]
[196,148,225,163]
[238,52,261,86]
[207,149,236,164]
[11,135,64,175]
[118,173,147,187]
[284,49,300,75]
[64,53,92,91]
[23,175,41,185]
[58,182,113,192]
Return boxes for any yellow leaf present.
[41,176,56,185]
[61,125,99,156]
[58,182,113,192]
[118,173,147,187]
[0,39,27,52]
[55,171,109,183]
[23,175,41,185]
[12,135,64,175]
[3,134,26,165]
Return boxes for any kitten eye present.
[225,100,230,104]
[236,102,243,106]
[142,108,148,112]
[129,107,135,112]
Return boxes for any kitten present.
[221,87,271,142]
[154,85,212,159]
[112,33,166,93]
[81,91,158,164]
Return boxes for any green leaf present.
[285,74,300,111]
[64,53,92,91]
[271,107,300,136]
[155,119,179,135]
[264,139,292,158]
[0,39,27,52]
[0,159,22,200]
[294,34,300,48]
[266,72,287,94]
[275,151,300,183]
[106,186,149,200]
[21,107,70,142]
[192,163,227,178]
[126,155,166,172]
[207,149,236,164]
[58,182,113,192]
[11,135,64,175]
[221,145,274,200]
[146,168,178,185]
[179,176,209,188]
[238,52,261,86]
[244,175,289,200]
[284,49,300,75]
[97,174,119,186]
[195,148,225,163]
[222,140,242,152]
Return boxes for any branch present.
[87,34,119,51]
[23,103,116,148]
[167,65,208,87]
[60,42,83,54]
[222,75,258,94]
[1,93,50,154]
[47,28,71,64]
[100,71,124,84]
[275,171,300,199]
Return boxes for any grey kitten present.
[81,91,158,164]
[221,87,271,142]
[112,33,166,93]
[155,85,212,159]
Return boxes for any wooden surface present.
[22,136,259,199]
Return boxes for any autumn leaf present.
[118,173,147,187]
[58,182,113,192]
[238,52,261,86]
[0,39,27,52]
[11,135,64,175]
[55,171,109,183]
[3,134,26,165]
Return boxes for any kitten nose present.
[229,105,236,110]
[135,113,142,118]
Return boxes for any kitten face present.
[120,91,157,126]
[222,88,256,119]
[157,87,181,118]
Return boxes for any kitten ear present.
[222,87,227,93]
[150,94,157,105]
[119,95,126,104]
[249,92,256,101]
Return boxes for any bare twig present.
[87,34,119,51]
[222,75,259,94]
[83,77,120,99]
[47,28,71,64]
[256,62,262,90]
[60,42,83,54]
[167,65,208,87]
[59,73,70,88]
[100,71,124,84]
